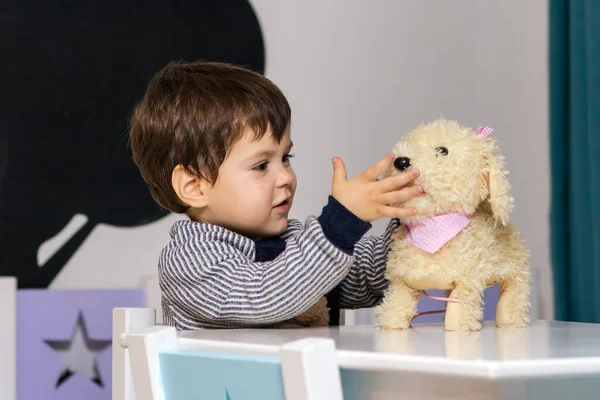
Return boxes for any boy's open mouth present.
[274,199,289,208]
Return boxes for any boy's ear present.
[171,165,211,209]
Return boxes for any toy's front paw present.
[444,318,482,332]
[445,301,483,331]
[375,281,420,330]
[375,306,412,330]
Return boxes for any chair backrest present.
[0,277,16,400]
[113,307,344,400]
[137,275,163,324]
[160,349,286,399]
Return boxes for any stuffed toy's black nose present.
[394,157,411,171]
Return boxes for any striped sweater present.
[159,196,400,330]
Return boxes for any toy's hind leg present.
[376,281,420,330]
[496,271,531,328]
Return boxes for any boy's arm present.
[315,195,400,310]
[338,216,401,310]
[160,196,371,329]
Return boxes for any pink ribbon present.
[477,125,494,138]
[410,290,465,325]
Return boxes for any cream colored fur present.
[376,119,531,331]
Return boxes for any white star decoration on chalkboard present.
[44,312,111,387]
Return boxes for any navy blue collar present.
[254,236,286,262]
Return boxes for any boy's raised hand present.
[331,153,423,223]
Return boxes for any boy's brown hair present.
[129,61,291,213]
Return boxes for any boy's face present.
[199,126,296,240]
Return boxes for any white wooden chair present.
[112,308,344,400]
[0,276,16,400]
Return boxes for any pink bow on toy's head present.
[477,125,494,138]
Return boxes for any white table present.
[178,320,600,399]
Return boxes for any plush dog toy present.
[376,119,531,331]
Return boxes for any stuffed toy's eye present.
[435,146,449,156]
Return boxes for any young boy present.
[129,61,423,330]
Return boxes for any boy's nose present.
[278,168,294,186]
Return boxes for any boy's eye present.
[253,162,268,171]
[283,153,295,164]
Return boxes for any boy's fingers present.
[332,157,347,183]
[380,205,417,219]
[378,169,420,193]
[364,153,394,181]
[381,185,424,205]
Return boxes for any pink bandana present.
[404,213,470,254]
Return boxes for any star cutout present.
[224,389,231,399]
[44,311,111,388]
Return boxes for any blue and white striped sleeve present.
[314,196,401,310]
[159,208,370,329]
[338,218,400,309]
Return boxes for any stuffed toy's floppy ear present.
[485,142,514,226]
